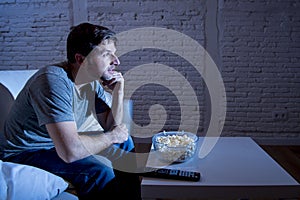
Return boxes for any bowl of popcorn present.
[152,131,199,163]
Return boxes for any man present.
[0,23,141,199]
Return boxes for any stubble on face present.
[75,41,117,85]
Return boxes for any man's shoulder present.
[38,63,68,76]
[27,63,73,93]
[33,63,72,83]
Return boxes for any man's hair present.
[67,22,117,63]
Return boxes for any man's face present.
[82,40,120,81]
[76,41,120,83]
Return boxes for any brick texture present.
[220,0,300,139]
[0,0,299,141]
[0,0,70,69]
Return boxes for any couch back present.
[0,70,38,99]
[0,70,38,145]
[0,84,14,133]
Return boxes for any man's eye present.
[103,52,110,57]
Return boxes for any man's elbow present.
[56,149,81,163]
[61,155,78,163]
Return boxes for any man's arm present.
[46,121,128,163]
[97,75,124,131]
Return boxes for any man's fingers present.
[101,78,116,86]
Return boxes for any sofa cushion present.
[0,160,68,200]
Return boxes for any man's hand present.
[106,123,128,144]
[101,71,124,91]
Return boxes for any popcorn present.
[153,132,197,163]
[156,134,194,147]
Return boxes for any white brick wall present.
[220,0,300,140]
[0,0,299,142]
[0,0,70,69]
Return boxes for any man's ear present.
[74,53,85,65]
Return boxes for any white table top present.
[141,137,300,199]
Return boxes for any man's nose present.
[111,55,120,66]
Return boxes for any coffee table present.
[141,137,300,199]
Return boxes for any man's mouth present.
[101,66,116,80]
[107,66,116,73]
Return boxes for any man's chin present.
[101,74,113,81]
[102,71,117,81]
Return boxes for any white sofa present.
[0,70,78,200]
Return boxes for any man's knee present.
[73,158,115,197]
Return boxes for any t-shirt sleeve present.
[29,73,74,126]
[95,82,110,114]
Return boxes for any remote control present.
[142,167,201,182]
